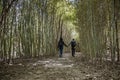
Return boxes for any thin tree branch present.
[0,0,18,27]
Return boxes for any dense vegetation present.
[0,0,73,62]
[75,0,120,62]
[0,0,120,80]
[0,0,120,64]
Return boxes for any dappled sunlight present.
[0,0,120,80]
[71,30,79,39]
[31,57,74,68]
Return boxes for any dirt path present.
[2,52,119,80]
[2,52,101,80]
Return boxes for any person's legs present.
[59,48,63,57]
[72,49,75,57]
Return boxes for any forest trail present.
[2,52,100,80]
[1,52,119,80]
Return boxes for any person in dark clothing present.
[58,38,67,57]
[68,39,76,57]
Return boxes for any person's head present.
[60,37,63,41]
[72,39,74,41]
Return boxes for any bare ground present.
[0,52,120,80]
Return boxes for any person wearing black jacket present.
[58,38,67,57]
[68,39,76,57]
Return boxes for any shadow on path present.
[1,52,105,80]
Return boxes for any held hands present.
[66,44,69,47]
[65,45,68,47]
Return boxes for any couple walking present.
[58,37,76,57]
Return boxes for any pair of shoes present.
[59,55,62,57]
[72,55,75,57]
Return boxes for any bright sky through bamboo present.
[71,30,78,39]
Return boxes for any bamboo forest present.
[0,0,120,80]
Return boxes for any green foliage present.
[75,0,120,61]
[0,0,74,60]
[1,0,119,63]
[0,0,2,14]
